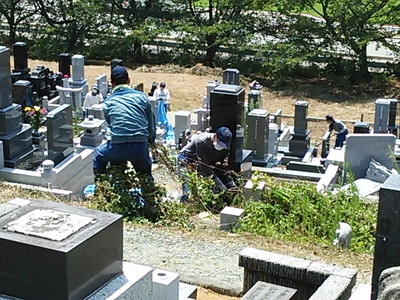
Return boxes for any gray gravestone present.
[46,104,74,165]
[374,99,391,133]
[344,134,395,180]
[69,54,88,105]
[174,111,191,145]
[222,68,240,85]
[241,281,297,300]
[71,54,85,82]
[95,74,108,98]
[247,109,269,159]
[371,174,400,300]
[0,46,13,109]
[268,123,279,156]
[287,101,310,157]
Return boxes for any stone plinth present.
[152,269,180,300]
[0,200,123,300]
[220,206,245,231]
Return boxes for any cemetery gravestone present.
[241,281,297,300]
[210,84,252,176]
[95,74,108,98]
[374,99,390,133]
[222,68,240,85]
[287,101,310,157]
[58,53,71,76]
[247,109,269,160]
[46,104,74,165]
[0,199,123,300]
[371,174,400,300]
[388,98,398,136]
[0,46,34,167]
[344,134,395,180]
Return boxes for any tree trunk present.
[9,24,16,46]
[205,34,218,67]
[357,45,371,82]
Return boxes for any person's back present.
[104,87,154,143]
[93,66,155,179]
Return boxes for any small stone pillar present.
[220,206,245,231]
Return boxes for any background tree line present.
[1,0,400,84]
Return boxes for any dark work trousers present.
[335,129,348,148]
[93,141,152,177]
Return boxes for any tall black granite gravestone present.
[210,84,252,176]
[371,174,400,300]
[286,101,311,157]
[0,200,123,300]
[58,53,71,76]
[0,46,34,167]
[46,104,74,165]
[11,42,30,83]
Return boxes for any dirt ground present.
[24,59,393,299]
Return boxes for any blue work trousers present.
[335,129,348,148]
[93,141,152,176]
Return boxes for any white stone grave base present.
[85,262,153,300]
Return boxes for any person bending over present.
[93,66,156,180]
[178,127,236,202]
[326,114,348,149]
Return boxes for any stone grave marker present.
[374,99,390,133]
[0,199,123,300]
[344,134,395,180]
[46,103,74,165]
[371,174,400,300]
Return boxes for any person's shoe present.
[180,194,189,203]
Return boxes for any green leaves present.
[237,174,377,253]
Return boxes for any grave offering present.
[0,199,123,300]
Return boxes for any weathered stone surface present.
[308,275,352,300]
[241,281,297,300]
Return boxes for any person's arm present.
[165,89,171,101]
[337,121,347,134]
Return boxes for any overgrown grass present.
[88,146,377,254]
[235,173,377,253]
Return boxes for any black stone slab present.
[0,47,13,109]
[242,281,297,300]
[286,161,325,174]
[372,174,400,300]
[210,84,245,160]
[0,200,123,300]
[0,123,32,160]
[353,122,370,134]
[0,103,22,135]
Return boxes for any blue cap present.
[216,127,232,149]
[111,66,128,82]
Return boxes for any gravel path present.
[123,226,246,295]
